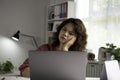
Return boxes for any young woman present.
[19,18,87,77]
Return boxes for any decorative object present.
[87,52,95,61]
[12,30,38,48]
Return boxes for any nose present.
[64,31,69,36]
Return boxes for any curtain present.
[75,0,120,59]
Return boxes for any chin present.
[59,39,67,44]
[60,41,66,44]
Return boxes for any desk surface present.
[0,76,100,80]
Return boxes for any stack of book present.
[48,2,68,19]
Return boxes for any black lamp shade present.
[12,30,20,41]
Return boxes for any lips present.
[61,36,67,40]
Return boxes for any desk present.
[0,76,30,80]
[0,76,100,80]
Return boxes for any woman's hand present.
[21,67,30,77]
[59,37,76,51]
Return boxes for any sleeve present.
[19,44,50,75]
[37,44,50,51]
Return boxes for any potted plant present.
[0,60,14,74]
[103,43,120,61]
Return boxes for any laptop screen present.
[29,51,87,80]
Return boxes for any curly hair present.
[52,18,87,51]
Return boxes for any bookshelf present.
[46,1,75,43]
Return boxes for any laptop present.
[100,60,120,80]
[29,51,87,80]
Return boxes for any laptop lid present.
[29,51,87,80]
[100,60,120,80]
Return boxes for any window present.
[75,0,120,60]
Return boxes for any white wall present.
[0,0,74,74]
[0,0,49,73]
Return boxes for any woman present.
[19,18,87,77]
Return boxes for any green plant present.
[114,48,120,61]
[0,60,14,73]
[104,43,120,61]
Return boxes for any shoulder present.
[37,44,55,51]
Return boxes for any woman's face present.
[58,23,77,44]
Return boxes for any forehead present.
[63,23,75,31]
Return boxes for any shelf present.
[48,18,67,22]
[46,1,75,43]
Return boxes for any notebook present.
[100,60,120,80]
[29,51,87,80]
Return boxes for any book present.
[64,2,68,18]
[101,60,120,80]
[54,5,60,19]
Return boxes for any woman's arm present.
[19,44,53,77]
[19,58,30,77]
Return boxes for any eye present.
[69,32,74,35]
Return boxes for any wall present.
[0,0,74,74]
[0,0,49,73]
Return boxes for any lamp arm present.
[21,33,38,48]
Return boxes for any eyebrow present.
[69,31,76,35]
